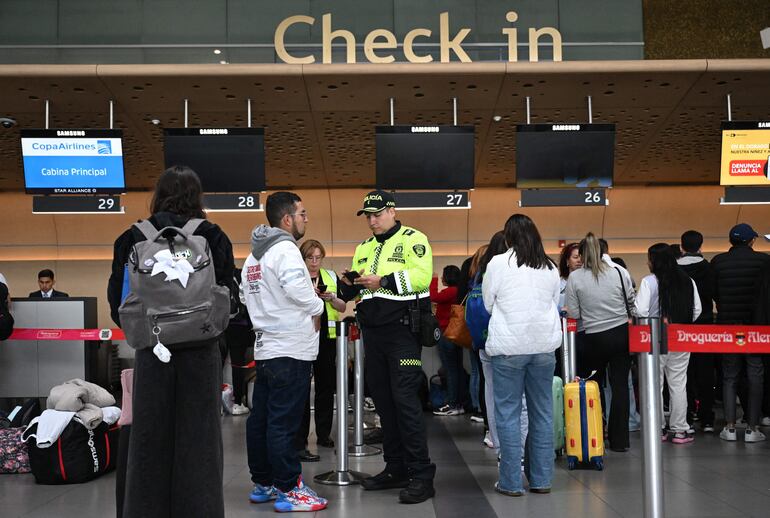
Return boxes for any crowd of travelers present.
[432,220,770,496]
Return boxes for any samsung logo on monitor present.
[199,128,229,135]
[552,124,581,131]
[411,126,440,133]
[56,130,86,137]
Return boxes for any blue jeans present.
[469,349,481,411]
[247,357,312,492]
[437,335,465,406]
[492,352,555,493]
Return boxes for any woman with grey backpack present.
[107,165,235,518]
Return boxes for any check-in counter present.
[0,297,99,398]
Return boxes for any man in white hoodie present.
[241,192,328,513]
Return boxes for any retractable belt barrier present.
[315,320,369,486]
[635,318,665,518]
[7,329,259,373]
[8,328,126,341]
[629,324,770,354]
[348,323,381,458]
[631,321,770,518]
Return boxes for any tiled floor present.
[3,413,770,517]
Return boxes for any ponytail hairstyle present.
[578,232,607,280]
[648,243,693,324]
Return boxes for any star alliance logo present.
[97,140,112,154]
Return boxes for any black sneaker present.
[399,478,435,504]
[361,469,409,490]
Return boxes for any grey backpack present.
[118,218,230,351]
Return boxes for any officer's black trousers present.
[362,323,436,480]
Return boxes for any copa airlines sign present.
[274,11,562,64]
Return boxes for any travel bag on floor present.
[0,428,31,474]
[564,379,604,470]
[552,376,565,456]
[27,420,119,484]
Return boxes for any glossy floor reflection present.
[2,412,770,517]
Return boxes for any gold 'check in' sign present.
[274,11,563,64]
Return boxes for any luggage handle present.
[571,370,598,383]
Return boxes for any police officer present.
[339,190,435,504]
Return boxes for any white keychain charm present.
[152,326,172,363]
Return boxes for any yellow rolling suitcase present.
[564,379,604,470]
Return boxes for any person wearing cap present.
[711,223,770,443]
[752,234,770,431]
[338,190,436,504]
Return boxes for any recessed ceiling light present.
[151,119,160,125]
[220,60,228,65]
[213,49,222,55]
[493,115,502,122]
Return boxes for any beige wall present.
[2,186,769,327]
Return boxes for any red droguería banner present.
[7,328,126,341]
[629,324,770,354]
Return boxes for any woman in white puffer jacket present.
[482,214,561,497]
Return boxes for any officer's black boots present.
[360,468,410,490]
[398,478,435,504]
[297,449,320,462]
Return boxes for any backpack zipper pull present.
[152,325,172,363]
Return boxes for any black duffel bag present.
[27,420,119,485]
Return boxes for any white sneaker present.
[434,404,465,416]
[720,427,737,441]
[483,431,494,449]
[445,406,465,416]
[232,403,250,416]
[363,397,376,412]
[744,429,766,443]
[761,416,770,427]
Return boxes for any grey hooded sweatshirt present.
[241,224,324,361]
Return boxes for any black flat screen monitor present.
[515,124,615,189]
[21,129,126,194]
[163,128,265,193]
[375,125,475,190]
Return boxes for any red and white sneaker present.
[274,476,328,513]
[671,431,694,444]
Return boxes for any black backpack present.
[0,282,14,341]
[229,269,249,323]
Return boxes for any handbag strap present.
[614,267,632,318]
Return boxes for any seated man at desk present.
[29,269,68,298]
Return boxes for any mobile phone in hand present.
[344,271,361,282]
[317,282,327,293]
